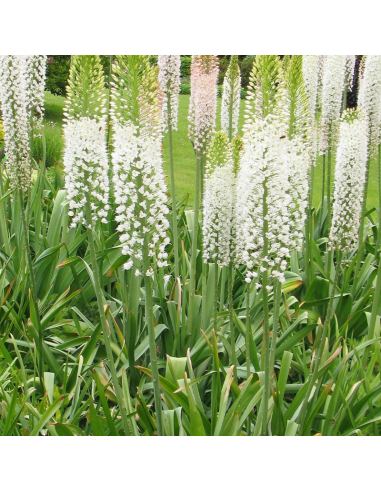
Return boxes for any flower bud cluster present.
[221,56,241,136]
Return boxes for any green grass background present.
[44,92,379,211]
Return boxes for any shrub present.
[180,83,191,95]
[46,55,71,97]
[149,55,158,66]
[240,57,254,88]
[32,123,64,168]
[180,56,192,79]
[218,56,254,89]
[218,58,230,85]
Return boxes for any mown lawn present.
[44,92,380,211]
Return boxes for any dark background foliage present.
[46,55,257,96]
[45,55,363,107]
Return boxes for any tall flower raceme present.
[320,55,346,152]
[0,55,46,385]
[345,55,356,92]
[111,55,168,436]
[158,55,181,279]
[235,116,292,286]
[187,55,219,343]
[0,55,31,191]
[111,55,170,276]
[358,55,381,155]
[158,55,181,132]
[303,55,320,154]
[63,55,131,436]
[23,55,47,119]
[202,131,237,380]
[329,109,368,253]
[282,56,310,237]
[240,55,308,435]
[221,55,241,139]
[203,132,235,268]
[356,55,381,267]
[284,56,312,281]
[188,55,219,154]
[63,56,109,229]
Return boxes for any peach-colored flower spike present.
[188,55,219,154]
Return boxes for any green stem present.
[305,160,315,289]
[187,154,201,345]
[320,154,326,235]
[363,258,381,370]
[214,262,219,332]
[142,238,164,436]
[246,284,251,381]
[202,262,207,332]
[355,157,371,290]
[228,263,238,382]
[106,55,114,234]
[167,99,180,280]
[262,269,271,436]
[84,197,130,436]
[327,147,332,230]
[299,251,342,434]
[262,178,271,436]
[267,280,282,425]
[18,187,44,388]
[228,83,234,142]
[0,163,10,256]
[377,144,381,254]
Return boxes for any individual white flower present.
[0,55,31,191]
[221,55,241,137]
[235,116,293,284]
[64,117,110,228]
[320,55,346,152]
[358,55,381,155]
[158,55,181,132]
[112,123,170,275]
[188,55,219,154]
[329,109,368,252]
[203,132,236,267]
